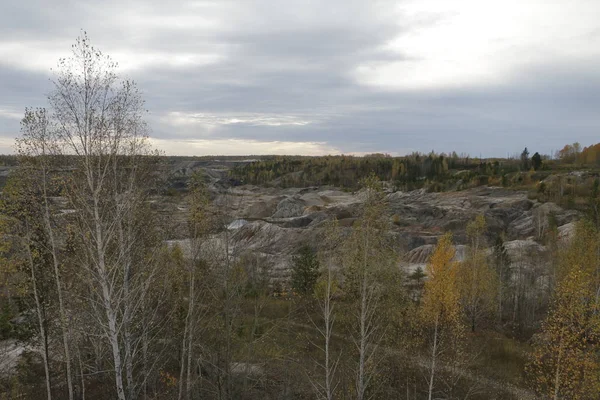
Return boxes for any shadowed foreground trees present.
[2,33,169,400]
[0,168,55,400]
[52,34,167,400]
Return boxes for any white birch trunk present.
[93,196,126,400]
[41,162,74,400]
[427,315,439,400]
[324,265,335,400]
[26,236,53,400]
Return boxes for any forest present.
[1,35,600,400]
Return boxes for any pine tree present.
[492,234,511,321]
[521,147,531,170]
[531,152,543,171]
[291,245,320,295]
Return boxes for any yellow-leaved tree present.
[421,233,465,400]
[528,222,600,399]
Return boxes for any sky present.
[1,0,600,157]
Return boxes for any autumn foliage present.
[528,222,600,399]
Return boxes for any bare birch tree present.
[341,176,397,400]
[310,219,341,400]
[0,172,54,399]
[177,171,214,400]
[16,108,75,400]
[42,32,164,400]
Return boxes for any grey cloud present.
[1,0,600,156]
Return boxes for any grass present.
[468,330,531,386]
[235,297,535,399]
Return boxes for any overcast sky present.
[2,0,600,156]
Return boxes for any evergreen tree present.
[531,152,542,171]
[492,234,511,321]
[521,147,530,170]
[291,245,320,295]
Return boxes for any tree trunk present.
[186,268,195,400]
[427,315,439,400]
[356,228,370,400]
[357,276,367,400]
[142,317,149,400]
[119,222,134,400]
[223,226,233,400]
[178,318,188,400]
[114,155,136,400]
[94,198,126,400]
[26,238,53,400]
[77,347,86,400]
[553,339,563,400]
[498,269,503,323]
[324,266,334,400]
[102,279,126,400]
[41,163,74,400]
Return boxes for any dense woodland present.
[230,148,600,196]
[1,35,600,400]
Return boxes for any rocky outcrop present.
[272,197,305,218]
[504,239,547,263]
[163,182,580,284]
[506,202,579,239]
[404,244,468,265]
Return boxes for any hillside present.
[1,154,597,399]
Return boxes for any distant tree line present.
[228,153,528,191]
[556,142,600,166]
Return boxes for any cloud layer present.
[2,0,600,156]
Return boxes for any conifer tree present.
[291,245,320,295]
